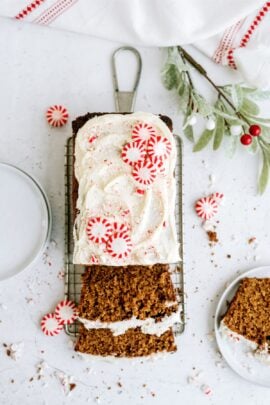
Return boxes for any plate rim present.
[0,162,52,281]
[214,265,270,387]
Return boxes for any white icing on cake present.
[73,112,180,265]
[79,305,182,337]
[219,320,270,364]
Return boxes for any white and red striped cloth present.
[1,0,270,87]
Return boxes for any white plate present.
[215,266,270,387]
[0,163,51,281]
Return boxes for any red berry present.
[240,134,253,146]
[249,124,261,137]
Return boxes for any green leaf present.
[250,90,270,101]
[193,129,214,152]
[183,125,194,142]
[226,135,238,158]
[245,116,270,126]
[213,108,244,124]
[250,137,258,154]
[230,85,243,111]
[162,64,181,90]
[213,116,225,150]
[240,98,260,116]
[192,92,212,117]
[258,150,269,194]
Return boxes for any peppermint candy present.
[106,232,132,259]
[46,105,69,127]
[147,135,172,162]
[132,122,157,143]
[132,160,157,186]
[111,221,130,234]
[55,299,78,325]
[86,217,112,244]
[41,313,63,336]
[90,254,99,264]
[195,196,218,220]
[121,141,146,166]
[211,192,224,205]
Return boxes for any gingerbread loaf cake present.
[72,112,180,357]
[220,277,270,358]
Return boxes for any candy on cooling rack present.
[86,217,113,244]
[147,135,172,162]
[55,299,78,325]
[41,313,63,336]
[132,122,157,143]
[132,159,157,186]
[195,196,218,220]
[46,105,69,127]
[121,141,146,166]
[211,192,224,205]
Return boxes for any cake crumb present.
[248,237,256,244]
[207,231,218,244]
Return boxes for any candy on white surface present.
[41,313,63,336]
[211,192,224,205]
[55,299,78,325]
[195,196,218,220]
[46,105,69,127]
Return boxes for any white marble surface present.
[1,16,270,405]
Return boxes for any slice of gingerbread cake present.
[72,112,181,357]
[220,278,270,361]
[75,264,179,357]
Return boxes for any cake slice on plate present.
[221,278,270,361]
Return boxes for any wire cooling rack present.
[64,135,185,337]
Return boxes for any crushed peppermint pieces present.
[46,105,69,127]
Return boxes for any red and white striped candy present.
[90,254,99,264]
[86,217,112,244]
[46,105,69,127]
[55,299,78,325]
[195,196,218,220]
[147,135,172,162]
[111,222,130,234]
[132,122,157,144]
[211,192,224,205]
[106,232,132,259]
[132,160,157,186]
[121,141,146,166]
[41,313,63,336]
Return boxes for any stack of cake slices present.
[72,112,181,357]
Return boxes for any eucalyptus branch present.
[177,46,250,125]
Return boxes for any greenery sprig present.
[162,46,270,193]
